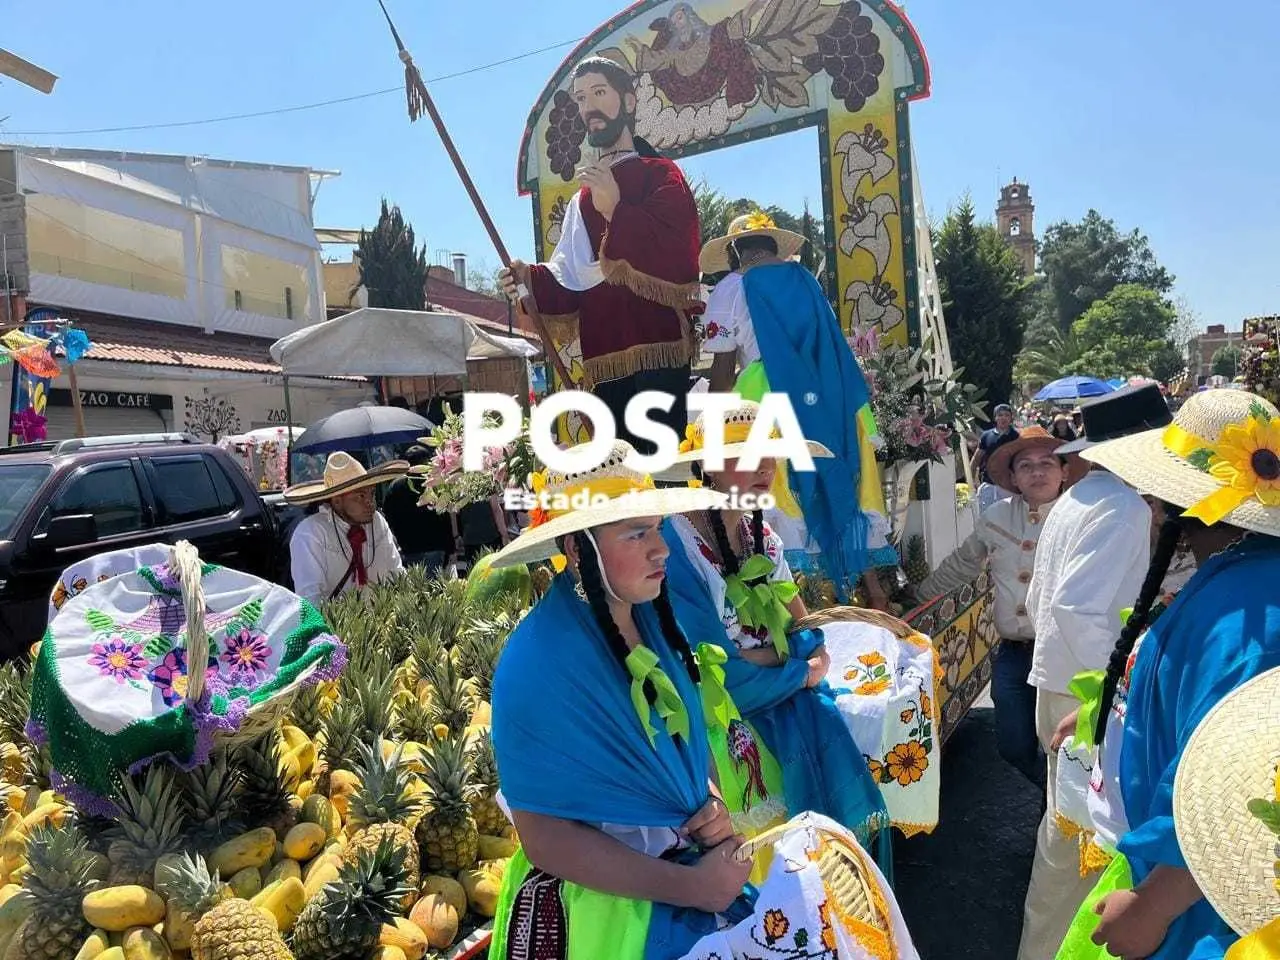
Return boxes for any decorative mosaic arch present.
[517,0,931,406]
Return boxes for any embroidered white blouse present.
[701,272,760,369]
[669,513,791,652]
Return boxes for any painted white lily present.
[840,194,898,276]
[846,279,905,334]
[836,124,896,200]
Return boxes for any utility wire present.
[3,36,583,137]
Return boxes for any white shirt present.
[1026,471,1152,694]
[919,495,1056,641]
[669,514,791,651]
[289,505,404,606]
[702,272,760,368]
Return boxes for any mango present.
[82,887,166,931]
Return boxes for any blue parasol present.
[1034,376,1117,403]
[293,405,434,455]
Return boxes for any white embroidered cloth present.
[677,813,920,960]
[820,620,942,836]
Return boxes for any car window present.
[206,457,242,511]
[44,464,145,538]
[0,464,51,539]
[148,456,237,524]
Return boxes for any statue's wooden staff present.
[374,0,577,394]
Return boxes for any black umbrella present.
[294,405,435,455]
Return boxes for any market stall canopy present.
[268,308,538,378]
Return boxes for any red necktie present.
[346,525,369,587]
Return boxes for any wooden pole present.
[66,365,86,438]
[373,0,579,396]
[282,375,294,485]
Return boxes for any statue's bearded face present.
[572,71,636,149]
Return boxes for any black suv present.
[0,433,282,659]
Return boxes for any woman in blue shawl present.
[1050,390,1280,960]
[660,402,890,848]
[487,440,796,960]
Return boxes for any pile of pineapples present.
[0,565,531,960]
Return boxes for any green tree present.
[692,181,823,277]
[354,198,429,310]
[1013,321,1086,390]
[1068,284,1177,378]
[932,196,1033,414]
[1039,210,1175,331]
[1211,344,1242,379]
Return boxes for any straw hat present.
[1080,390,1280,535]
[488,439,730,568]
[283,451,408,505]
[699,212,807,275]
[1174,666,1280,935]
[660,399,834,478]
[985,425,1088,491]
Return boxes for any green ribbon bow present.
[624,645,691,748]
[694,643,734,731]
[1068,670,1107,749]
[723,554,798,659]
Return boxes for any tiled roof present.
[85,339,282,374]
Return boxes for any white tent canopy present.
[269,307,538,378]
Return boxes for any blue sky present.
[4,0,1277,331]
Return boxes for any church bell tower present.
[996,178,1036,278]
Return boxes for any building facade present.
[1187,323,1244,383]
[0,146,372,442]
[996,178,1036,277]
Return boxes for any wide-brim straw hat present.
[1080,389,1280,536]
[656,400,834,482]
[699,212,807,275]
[986,425,1089,491]
[1174,666,1280,935]
[489,439,730,568]
[283,451,408,505]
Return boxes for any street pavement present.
[892,698,1043,959]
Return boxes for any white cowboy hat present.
[488,440,730,569]
[1079,389,1280,536]
[282,451,408,506]
[655,400,834,482]
[699,212,807,275]
[1174,666,1280,936]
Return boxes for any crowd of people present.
[259,51,1279,960]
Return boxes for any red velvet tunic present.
[530,155,702,386]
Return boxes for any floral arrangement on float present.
[1242,316,1280,410]
[412,402,538,513]
[850,323,987,469]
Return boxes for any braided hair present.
[1093,508,1185,743]
[705,509,766,578]
[572,530,700,727]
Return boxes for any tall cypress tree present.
[354,198,429,310]
[934,196,1034,417]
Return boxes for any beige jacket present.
[919,495,1057,641]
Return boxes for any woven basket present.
[793,605,920,641]
[735,817,895,943]
[170,540,300,746]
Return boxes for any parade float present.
[514,0,996,742]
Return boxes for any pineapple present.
[157,852,292,960]
[11,823,100,959]
[905,534,930,585]
[393,688,436,747]
[316,697,364,796]
[291,835,414,960]
[342,655,396,743]
[237,733,297,840]
[455,617,510,705]
[416,641,475,738]
[288,684,329,740]
[106,765,187,886]
[182,748,244,851]
[344,738,421,909]
[416,734,481,873]
[468,730,509,836]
